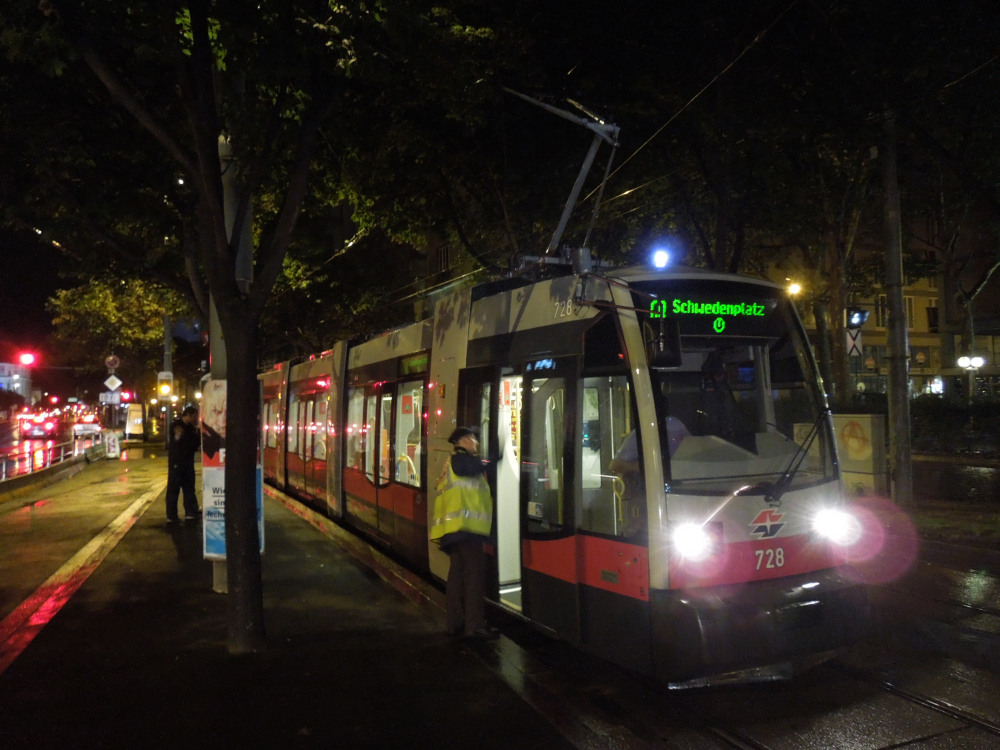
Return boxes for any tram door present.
[457,369,522,609]
[519,360,581,643]
[496,373,523,610]
[460,362,582,642]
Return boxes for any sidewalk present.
[0,459,575,750]
[1,452,997,750]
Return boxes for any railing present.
[1,435,103,483]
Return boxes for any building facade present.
[0,362,32,404]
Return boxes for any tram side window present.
[378,391,393,484]
[287,399,300,455]
[525,377,568,533]
[264,403,277,449]
[365,390,379,482]
[580,376,641,537]
[313,397,328,460]
[302,399,314,460]
[394,379,423,486]
[346,387,367,472]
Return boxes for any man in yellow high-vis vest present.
[431,426,499,640]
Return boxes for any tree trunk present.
[219,306,266,653]
[882,110,913,506]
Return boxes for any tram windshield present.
[631,279,835,494]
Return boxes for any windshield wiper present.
[737,408,831,505]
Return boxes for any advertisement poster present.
[201,379,263,561]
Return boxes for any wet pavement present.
[913,454,1000,504]
[0,453,575,750]
[1,450,999,750]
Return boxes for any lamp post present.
[957,355,985,403]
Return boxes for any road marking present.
[0,480,165,676]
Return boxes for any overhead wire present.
[583,0,801,205]
[298,3,805,325]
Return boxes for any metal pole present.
[882,110,913,505]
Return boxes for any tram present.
[260,254,870,687]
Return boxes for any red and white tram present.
[260,258,869,687]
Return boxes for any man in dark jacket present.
[166,405,201,523]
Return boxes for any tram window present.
[524,377,568,533]
[456,368,494,457]
[313,398,328,460]
[580,376,643,537]
[365,391,379,482]
[287,400,300,454]
[394,379,422,486]
[264,403,277,449]
[303,400,314,459]
[584,314,626,369]
[378,391,394,484]
[345,387,367,472]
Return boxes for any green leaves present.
[47,278,189,376]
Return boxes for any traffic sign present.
[104,374,123,391]
[846,329,862,357]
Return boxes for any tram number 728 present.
[755,547,785,570]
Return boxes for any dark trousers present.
[446,537,488,636]
[165,461,199,520]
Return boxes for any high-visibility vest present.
[430,458,492,540]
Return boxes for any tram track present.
[892,584,1000,620]
[835,662,1000,738]
[280,485,1000,748]
[493,607,1000,749]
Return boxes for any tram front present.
[620,272,870,687]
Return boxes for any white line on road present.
[0,479,166,677]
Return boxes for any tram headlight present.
[670,522,721,562]
[811,508,862,547]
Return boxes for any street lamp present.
[957,355,985,369]
[957,355,986,402]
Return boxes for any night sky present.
[0,229,73,393]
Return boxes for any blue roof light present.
[652,249,670,269]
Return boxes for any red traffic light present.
[121,391,132,401]
[18,352,37,366]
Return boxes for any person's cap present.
[182,406,199,417]
[447,426,477,444]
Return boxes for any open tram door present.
[459,363,581,643]
[457,369,525,613]
[495,371,524,613]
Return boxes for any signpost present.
[846,329,862,357]
[103,365,123,450]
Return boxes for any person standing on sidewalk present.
[166,405,202,524]
[431,427,499,640]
